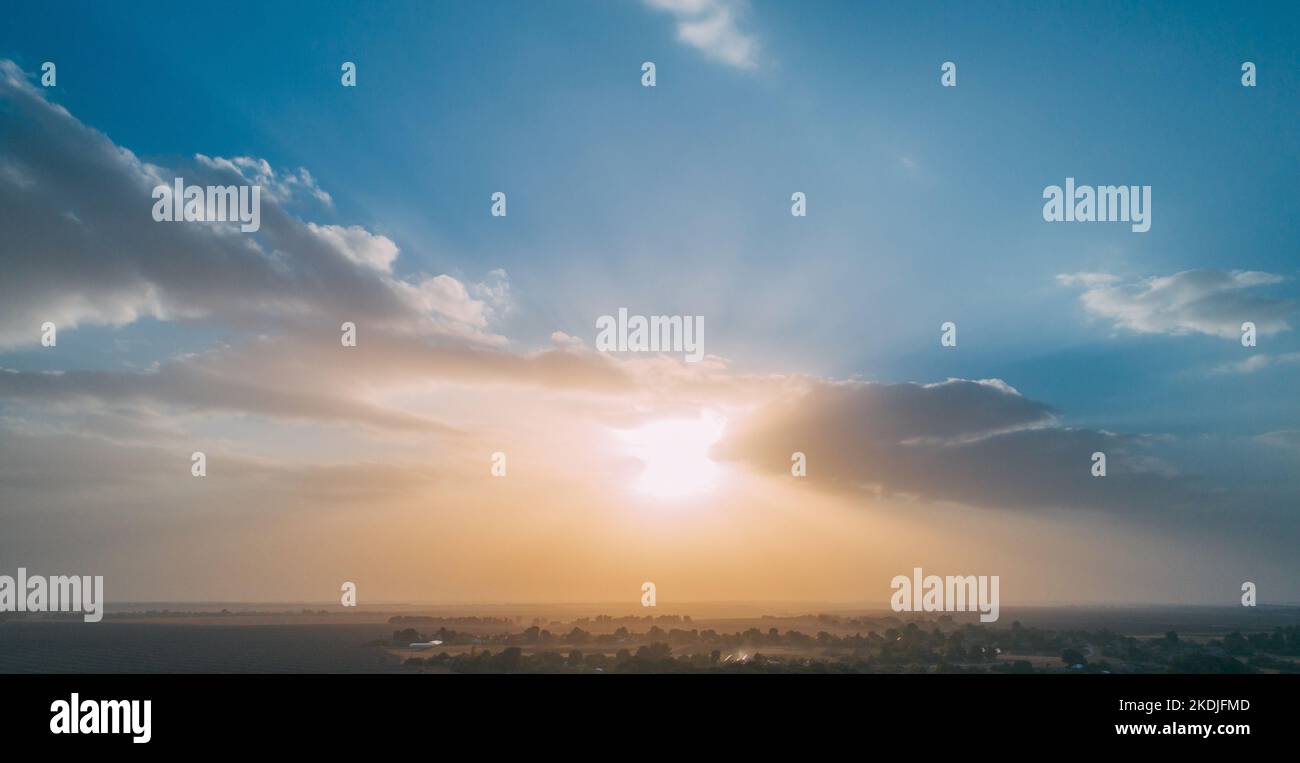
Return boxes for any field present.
[4,604,1298,674]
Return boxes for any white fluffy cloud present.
[0,59,503,347]
[305,223,399,272]
[196,153,333,206]
[644,0,760,70]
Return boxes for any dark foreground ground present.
[0,622,402,673]
[2,605,1298,673]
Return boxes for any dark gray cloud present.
[714,378,1206,515]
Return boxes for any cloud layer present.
[0,60,505,348]
[1058,269,1294,340]
[1,59,1297,603]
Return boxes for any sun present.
[618,413,726,499]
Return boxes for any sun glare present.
[619,413,726,499]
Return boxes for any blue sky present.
[5,1,1296,431]
[1,1,1297,602]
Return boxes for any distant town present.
[384,610,1300,674]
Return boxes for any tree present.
[496,647,523,671]
[636,643,672,661]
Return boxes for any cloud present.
[1055,272,1119,288]
[0,361,460,436]
[1057,269,1294,340]
[0,59,503,347]
[0,428,438,507]
[1211,352,1300,375]
[1255,430,1300,451]
[195,153,333,206]
[0,326,639,437]
[2,58,1296,603]
[304,223,398,272]
[550,331,586,349]
[644,0,760,70]
[714,377,1203,515]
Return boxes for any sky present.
[0,0,1297,606]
